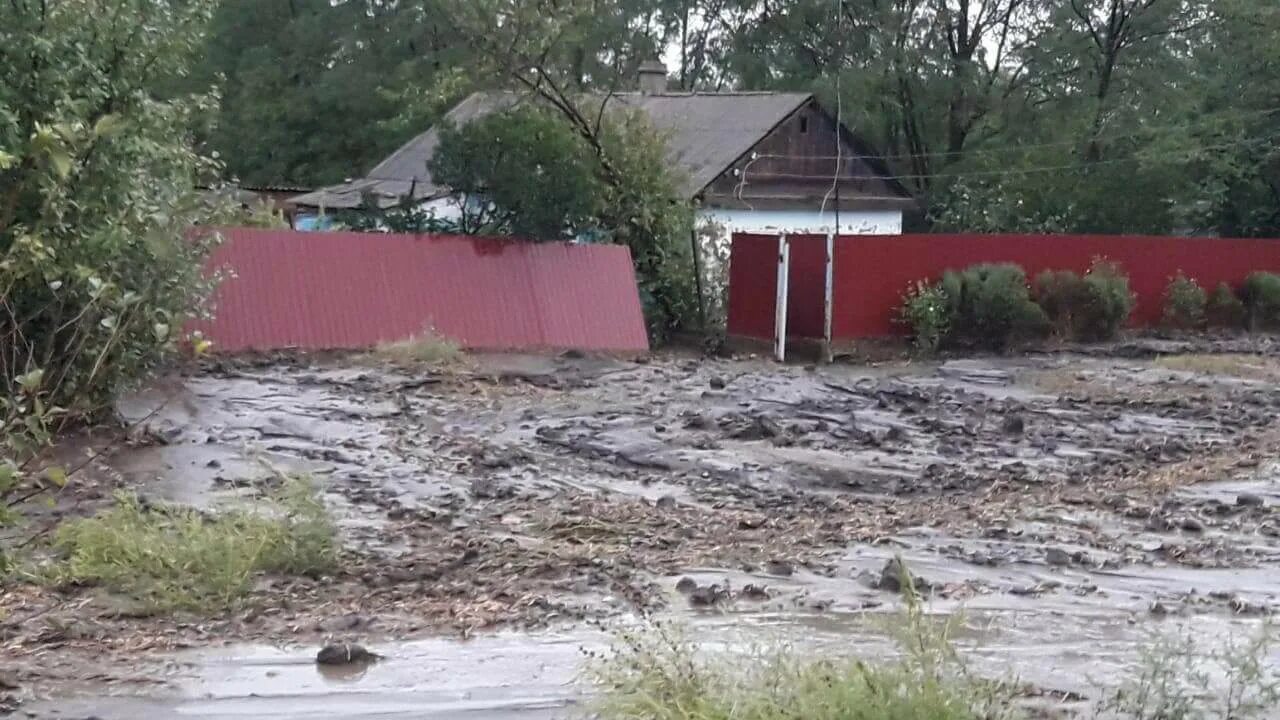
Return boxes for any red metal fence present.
[728,232,1280,340]
[196,228,649,352]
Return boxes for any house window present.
[799,115,809,134]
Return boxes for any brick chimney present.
[637,60,667,94]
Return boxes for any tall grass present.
[588,561,1020,720]
[49,476,336,612]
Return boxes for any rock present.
[1180,516,1205,533]
[739,584,770,600]
[469,476,513,500]
[764,559,794,577]
[675,576,698,594]
[316,644,381,666]
[1237,492,1266,508]
[688,583,728,607]
[1001,414,1025,435]
[655,495,678,510]
[1045,547,1072,566]
[1149,600,1170,616]
[878,558,907,592]
[709,376,727,390]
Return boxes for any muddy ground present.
[7,337,1280,717]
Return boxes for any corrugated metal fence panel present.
[198,228,649,352]
[728,232,1280,340]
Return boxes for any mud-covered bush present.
[940,264,1048,350]
[1206,282,1247,329]
[1033,270,1091,338]
[899,281,953,355]
[1241,272,1280,331]
[1162,273,1207,329]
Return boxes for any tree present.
[1,0,223,533]
[429,106,602,239]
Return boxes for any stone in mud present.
[675,576,698,594]
[1237,492,1266,508]
[739,584,770,600]
[316,644,381,666]
[1045,547,1072,566]
[764,559,794,577]
[655,495,678,510]
[878,558,926,593]
[1179,516,1205,533]
[688,584,728,607]
[709,376,727,390]
[1001,414,1025,435]
[469,476,514,500]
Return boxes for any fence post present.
[822,231,835,363]
[774,233,790,362]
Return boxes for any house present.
[291,62,914,237]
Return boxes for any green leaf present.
[16,368,45,393]
[44,466,68,488]
[0,150,16,169]
[93,114,126,139]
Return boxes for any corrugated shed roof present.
[292,90,817,209]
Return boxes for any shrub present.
[1241,272,1280,331]
[1033,270,1091,338]
[899,281,953,355]
[50,477,336,612]
[1162,273,1207,330]
[1078,259,1135,340]
[940,263,1048,350]
[372,329,463,365]
[1206,282,1247,329]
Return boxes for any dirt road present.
[9,338,1280,716]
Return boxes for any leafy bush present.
[899,281,953,355]
[1162,273,1207,329]
[1079,260,1135,340]
[1033,270,1091,338]
[50,477,336,612]
[940,263,1047,350]
[1,1,222,546]
[1206,282,1247,329]
[1241,272,1280,331]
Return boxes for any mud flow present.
[11,339,1280,717]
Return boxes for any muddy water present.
[18,346,1280,717]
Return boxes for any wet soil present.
[8,337,1280,716]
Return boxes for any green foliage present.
[1,0,223,545]
[1098,625,1280,720]
[590,560,1019,720]
[940,264,1048,350]
[1241,272,1280,331]
[372,329,463,366]
[1033,270,1091,339]
[1206,282,1247,329]
[49,477,336,613]
[1163,273,1208,330]
[429,106,602,239]
[596,110,697,340]
[899,281,952,355]
[1079,260,1136,341]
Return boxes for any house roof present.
[292,90,907,210]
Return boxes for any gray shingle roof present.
[291,90,829,209]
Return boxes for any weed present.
[1080,259,1135,341]
[1098,624,1280,719]
[588,559,1020,720]
[899,280,953,355]
[372,328,463,365]
[1034,269,1091,339]
[1162,273,1207,330]
[48,476,336,612]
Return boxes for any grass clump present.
[50,477,336,612]
[590,563,1018,720]
[373,328,463,365]
[1162,273,1207,330]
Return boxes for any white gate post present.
[774,234,790,362]
[822,231,835,363]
